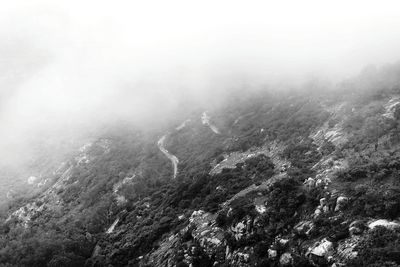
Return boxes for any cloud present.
[1,0,400,166]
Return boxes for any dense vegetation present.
[2,65,400,266]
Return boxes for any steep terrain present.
[2,66,400,266]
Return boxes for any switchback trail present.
[157,135,179,179]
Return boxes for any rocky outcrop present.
[382,97,400,119]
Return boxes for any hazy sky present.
[1,0,400,160]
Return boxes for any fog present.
[1,0,400,168]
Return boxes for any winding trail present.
[158,135,179,179]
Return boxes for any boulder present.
[368,219,400,229]
[279,252,293,266]
[310,238,334,258]
[255,204,267,214]
[294,221,315,237]
[268,248,277,259]
[349,220,365,236]
[314,207,322,217]
[278,238,290,247]
[334,196,348,212]
[304,177,315,190]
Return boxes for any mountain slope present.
[2,66,400,266]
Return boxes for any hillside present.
[2,66,400,266]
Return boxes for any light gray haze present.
[1,0,400,169]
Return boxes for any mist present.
[1,0,400,168]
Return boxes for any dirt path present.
[158,135,179,179]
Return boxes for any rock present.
[216,186,225,191]
[294,221,315,237]
[310,238,334,258]
[268,249,277,259]
[207,237,221,245]
[368,219,400,229]
[201,230,210,236]
[279,252,293,266]
[278,238,290,247]
[349,220,365,236]
[225,246,230,258]
[255,204,267,214]
[231,221,246,240]
[334,196,348,212]
[323,205,330,213]
[91,244,101,257]
[314,207,322,217]
[304,177,315,190]
[189,210,205,222]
